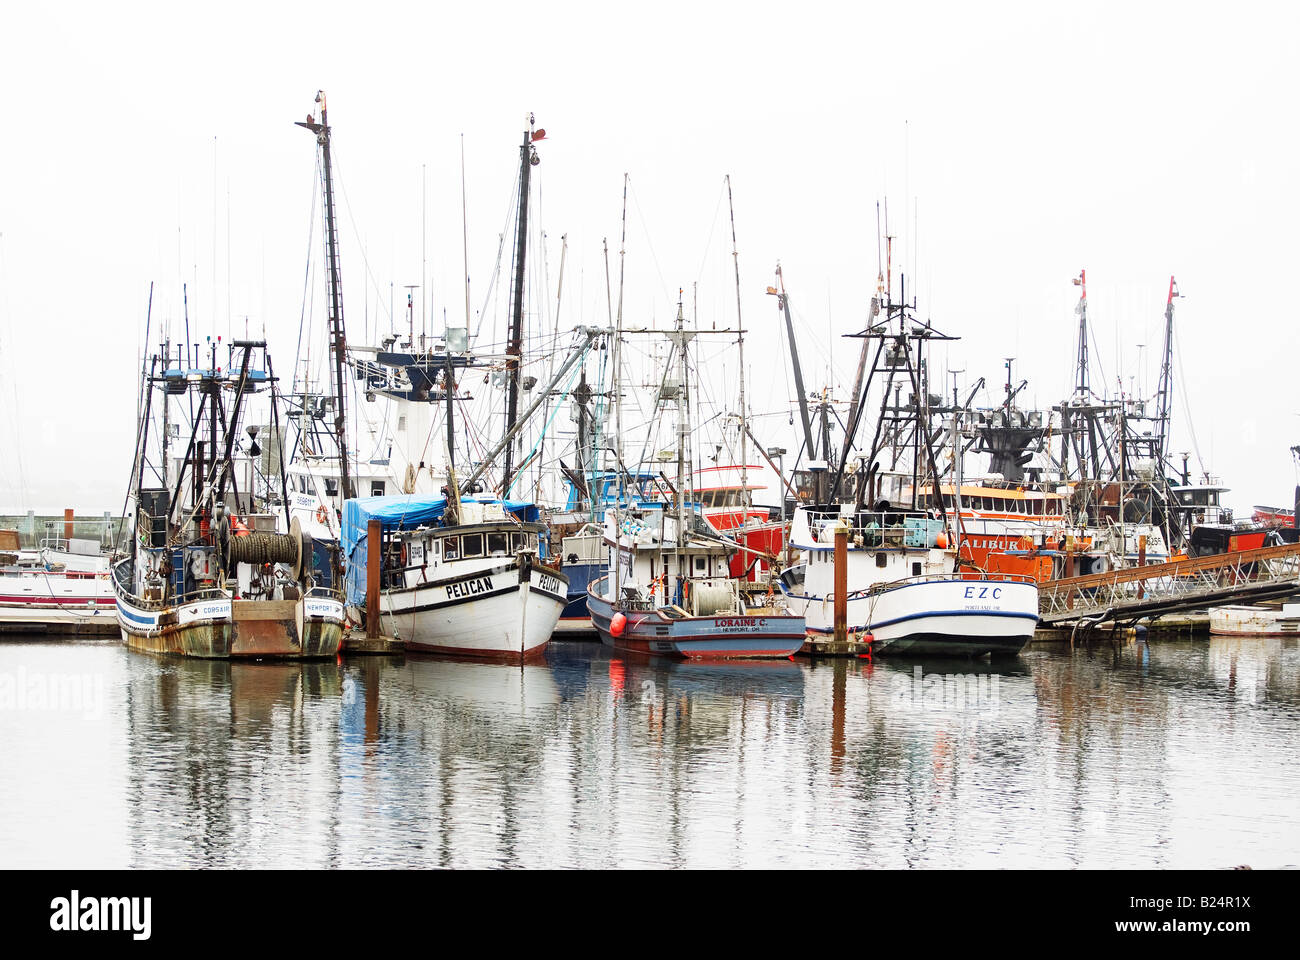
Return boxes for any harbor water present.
[1,635,1297,869]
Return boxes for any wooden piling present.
[63,508,74,543]
[833,522,848,644]
[1138,534,1147,599]
[365,517,381,639]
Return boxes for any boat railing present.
[120,583,230,612]
[803,509,947,548]
[850,570,1039,600]
[587,574,658,610]
[306,584,345,602]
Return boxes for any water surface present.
[0,634,1296,868]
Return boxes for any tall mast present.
[725,176,750,512]
[502,114,542,494]
[1073,268,1089,399]
[673,296,692,574]
[611,176,628,604]
[1155,275,1179,471]
[613,174,628,497]
[296,91,353,501]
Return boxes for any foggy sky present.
[1,1,1295,514]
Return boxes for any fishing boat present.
[586,504,805,658]
[342,494,568,661]
[779,505,1039,656]
[1209,601,1300,636]
[112,338,345,658]
[771,261,1038,656]
[553,464,782,636]
[0,534,116,633]
[585,292,805,660]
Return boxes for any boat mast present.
[296,91,354,501]
[1155,275,1178,472]
[725,176,750,512]
[610,175,628,604]
[502,115,541,495]
[673,296,692,585]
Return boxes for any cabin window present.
[487,533,509,556]
[371,481,385,497]
[876,552,887,568]
[694,556,706,573]
[443,536,460,561]
[462,534,483,558]
[912,562,922,576]
[325,478,338,498]
[511,533,524,552]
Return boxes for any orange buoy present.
[610,612,627,637]
[934,533,948,549]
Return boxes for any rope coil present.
[227,532,299,566]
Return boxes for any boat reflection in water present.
[125,656,347,867]
[394,652,561,719]
[71,631,1300,869]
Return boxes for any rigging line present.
[692,179,728,289]
[474,166,522,343]
[293,155,320,395]
[1087,314,1108,401]
[633,341,678,472]
[329,149,394,326]
[1173,329,1206,476]
[626,177,674,306]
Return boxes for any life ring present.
[316,505,329,524]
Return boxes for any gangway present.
[1038,542,1300,625]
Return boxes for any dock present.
[799,634,872,657]
[341,629,403,655]
[1037,542,1300,628]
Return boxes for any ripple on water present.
[0,635,1297,867]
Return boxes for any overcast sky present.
[1,1,1296,516]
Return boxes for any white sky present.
[1,1,1296,515]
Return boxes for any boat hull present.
[115,588,344,659]
[384,560,568,662]
[554,560,601,636]
[1209,604,1300,637]
[586,583,804,659]
[788,576,1039,657]
[0,572,117,632]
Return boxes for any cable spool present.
[691,582,734,617]
[227,532,299,566]
[227,515,304,580]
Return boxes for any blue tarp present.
[341,495,540,607]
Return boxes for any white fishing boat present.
[343,494,568,661]
[0,536,116,633]
[780,505,1039,656]
[1209,601,1300,636]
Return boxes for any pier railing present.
[1038,542,1300,624]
